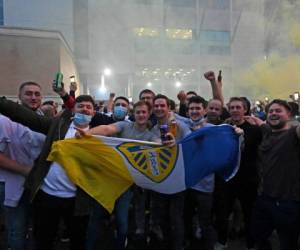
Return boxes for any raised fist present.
[204,71,216,82]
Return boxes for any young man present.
[214,97,262,250]
[250,99,300,250]
[18,81,44,115]
[149,94,190,250]
[0,115,45,250]
[0,95,97,250]
[185,96,216,250]
[77,101,162,250]
[0,81,45,249]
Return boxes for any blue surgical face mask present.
[113,106,128,120]
[73,112,92,126]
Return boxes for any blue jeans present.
[4,196,30,250]
[86,188,133,250]
[252,195,300,250]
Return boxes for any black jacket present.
[0,98,90,215]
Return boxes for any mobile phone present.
[70,75,75,83]
[217,70,222,82]
[55,72,63,89]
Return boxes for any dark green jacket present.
[0,98,90,215]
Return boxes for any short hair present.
[133,100,151,112]
[266,99,291,113]
[139,89,155,100]
[188,96,208,108]
[19,81,41,93]
[114,96,130,105]
[153,94,170,107]
[186,91,197,96]
[169,99,176,111]
[240,96,251,115]
[42,100,55,106]
[75,95,95,107]
[288,102,299,116]
[228,97,247,109]
[208,98,222,105]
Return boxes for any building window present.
[164,0,196,8]
[128,0,161,5]
[133,27,160,37]
[200,30,231,55]
[134,37,162,54]
[212,0,230,9]
[165,28,194,40]
[164,40,196,54]
[0,0,3,25]
[200,45,230,55]
[200,30,230,45]
[200,0,230,9]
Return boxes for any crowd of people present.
[0,70,300,250]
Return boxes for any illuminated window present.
[0,0,3,25]
[133,27,160,37]
[165,29,193,40]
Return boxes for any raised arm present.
[76,123,120,138]
[204,71,224,106]
[0,97,51,135]
[52,81,75,110]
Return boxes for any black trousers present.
[150,191,185,250]
[252,195,300,250]
[213,179,257,248]
[33,190,88,250]
[186,189,216,250]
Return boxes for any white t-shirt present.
[41,122,89,198]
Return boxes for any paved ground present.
[0,220,286,250]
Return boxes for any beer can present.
[159,124,169,141]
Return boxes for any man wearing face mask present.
[0,95,97,250]
[89,96,130,127]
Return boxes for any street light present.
[103,68,112,76]
[99,68,112,94]
[175,81,181,88]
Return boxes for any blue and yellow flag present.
[47,124,241,212]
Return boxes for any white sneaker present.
[214,242,227,250]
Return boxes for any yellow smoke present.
[235,1,300,100]
[237,54,300,99]
[289,23,300,48]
